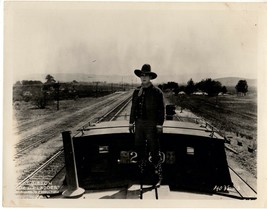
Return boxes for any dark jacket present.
[130,84,165,125]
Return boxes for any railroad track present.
[16,149,65,198]
[15,93,132,198]
[14,92,131,158]
[13,93,127,134]
[96,96,132,122]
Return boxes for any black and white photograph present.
[2,1,267,208]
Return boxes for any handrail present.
[75,112,227,141]
[76,124,216,134]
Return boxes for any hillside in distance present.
[17,73,138,84]
[15,73,257,87]
[214,77,257,87]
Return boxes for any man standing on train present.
[129,64,165,186]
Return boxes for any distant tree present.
[21,80,43,85]
[22,91,33,102]
[159,83,169,91]
[235,80,248,95]
[45,74,56,84]
[14,81,22,86]
[72,80,78,84]
[179,85,186,92]
[163,83,169,91]
[185,78,195,95]
[159,82,179,93]
[37,75,56,109]
[173,87,180,95]
[158,84,163,90]
[34,94,47,109]
[221,86,227,94]
[166,82,179,90]
[196,78,222,96]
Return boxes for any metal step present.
[126,184,171,199]
[126,184,142,199]
[156,185,171,199]
[141,185,157,199]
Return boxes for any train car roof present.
[75,120,224,140]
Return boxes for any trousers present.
[134,119,160,165]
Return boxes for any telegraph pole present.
[122,76,124,91]
[55,81,60,110]
[95,82,99,98]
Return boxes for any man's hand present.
[156,125,163,134]
[129,124,135,133]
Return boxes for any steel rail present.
[16,149,64,188]
[76,94,132,134]
[228,165,257,194]
[232,185,244,199]
[95,95,132,123]
[36,164,66,198]
[109,97,132,121]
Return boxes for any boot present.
[153,162,163,187]
[138,159,147,175]
[138,159,147,199]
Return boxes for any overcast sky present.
[5,2,264,83]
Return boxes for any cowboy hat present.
[134,64,157,80]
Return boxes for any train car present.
[60,115,257,200]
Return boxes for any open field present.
[175,94,256,139]
[167,92,257,178]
